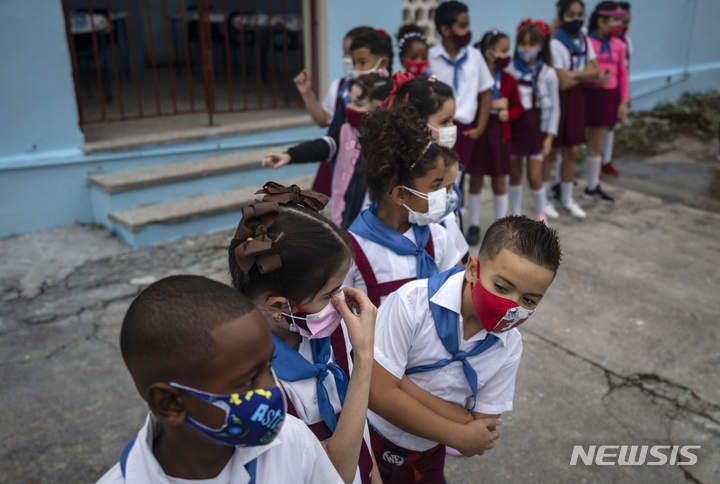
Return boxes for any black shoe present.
[551,182,561,202]
[466,225,481,246]
[583,185,615,203]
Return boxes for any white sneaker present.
[545,202,559,219]
[561,200,586,218]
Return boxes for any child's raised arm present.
[322,287,376,484]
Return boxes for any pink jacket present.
[586,36,629,102]
[330,123,360,226]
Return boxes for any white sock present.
[543,181,552,203]
[602,130,615,165]
[494,193,509,219]
[561,181,574,204]
[508,185,523,215]
[586,155,602,191]
[551,156,561,184]
[468,193,482,227]
[531,188,546,217]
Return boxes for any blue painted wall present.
[0,0,84,158]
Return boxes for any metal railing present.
[61,0,316,125]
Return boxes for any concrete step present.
[108,174,315,248]
[87,143,294,194]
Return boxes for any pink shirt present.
[330,123,360,225]
[586,36,629,102]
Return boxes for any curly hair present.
[359,104,458,201]
[348,73,393,103]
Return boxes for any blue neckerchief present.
[349,203,438,278]
[440,49,469,91]
[589,32,611,57]
[119,439,257,482]
[491,69,502,100]
[271,334,348,432]
[405,267,499,410]
[453,182,463,221]
[513,57,544,95]
[554,29,585,69]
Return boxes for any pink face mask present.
[281,292,344,339]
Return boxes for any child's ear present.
[379,56,389,69]
[389,185,408,207]
[264,295,290,320]
[147,383,186,425]
[440,24,451,38]
[465,255,479,285]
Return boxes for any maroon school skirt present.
[511,108,544,156]
[453,121,477,171]
[311,160,332,197]
[476,115,510,177]
[370,427,446,484]
[585,86,620,128]
[553,85,586,148]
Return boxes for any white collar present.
[431,42,468,61]
[126,413,283,483]
[428,271,510,346]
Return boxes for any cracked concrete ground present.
[1,165,719,483]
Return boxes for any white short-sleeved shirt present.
[550,33,596,72]
[505,64,560,136]
[428,44,494,124]
[97,413,342,484]
[278,324,372,484]
[343,219,468,305]
[368,271,523,452]
[321,78,344,116]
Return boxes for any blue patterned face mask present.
[169,380,286,447]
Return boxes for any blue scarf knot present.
[349,203,439,279]
[513,57,544,95]
[440,49,469,91]
[272,334,348,433]
[554,29,586,69]
[589,32,612,57]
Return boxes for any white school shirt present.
[96,413,342,484]
[343,218,468,305]
[279,323,372,484]
[428,44,494,124]
[321,78,343,116]
[505,63,560,136]
[368,271,523,452]
[550,33,596,72]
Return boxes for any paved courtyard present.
[1,151,719,483]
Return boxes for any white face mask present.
[517,46,541,63]
[350,58,382,79]
[342,56,354,76]
[402,186,456,226]
[428,123,457,149]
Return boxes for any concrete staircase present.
[87,143,316,248]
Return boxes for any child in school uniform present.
[262,74,392,226]
[228,182,382,484]
[472,30,524,222]
[397,24,430,76]
[97,275,343,483]
[343,105,468,307]
[601,1,632,178]
[427,1,495,246]
[545,0,603,219]
[506,19,560,222]
[341,75,462,231]
[583,1,630,204]
[368,216,562,483]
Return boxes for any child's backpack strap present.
[119,438,135,478]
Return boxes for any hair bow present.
[381,71,416,108]
[517,18,551,36]
[232,202,285,275]
[376,29,389,38]
[256,181,328,212]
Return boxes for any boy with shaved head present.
[368,216,561,483]
[98,275,342,483]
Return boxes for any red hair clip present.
[381,71,416,109]
[376,29,389,38]
[517,18,533,32]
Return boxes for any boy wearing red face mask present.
[397,24,430,76]
[367,216,561,483]
[428,1,495,247]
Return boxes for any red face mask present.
[405,59,429,76]
[607,24,624,38]
[469,261,535,333]
[452,30,472,48]
[345,106,365,129]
